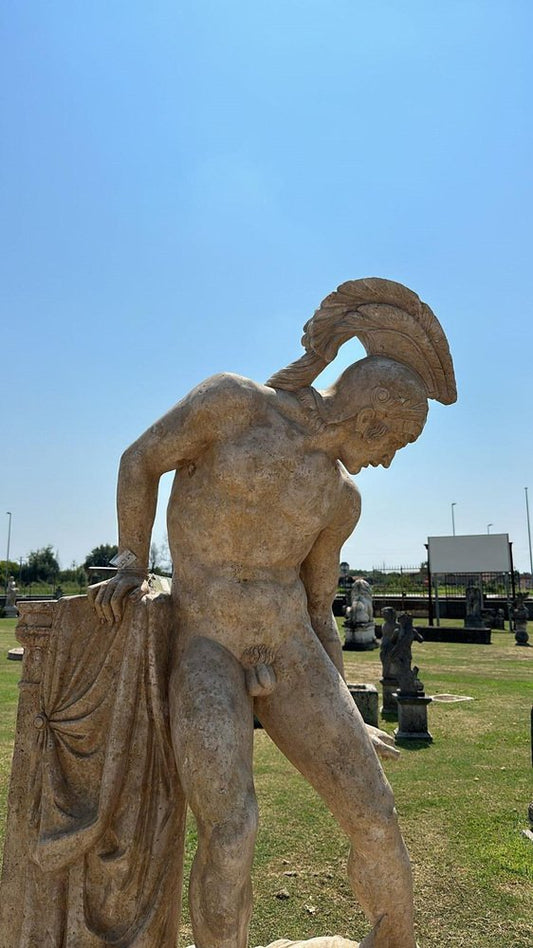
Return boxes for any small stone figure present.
[513,596,529,646]
[390,613,424,695]
[379,606,399,679]
[464,581,485,629]
[3,576,19,618]
[343,577,377,650]
[391,613,432,743]
[379,606,400,716]
[492,608,505,630]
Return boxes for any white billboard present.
[427,534,511,574]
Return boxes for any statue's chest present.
[209,429,338,515]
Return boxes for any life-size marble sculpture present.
[0,278,456,948]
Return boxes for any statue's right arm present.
[90,373,252,623]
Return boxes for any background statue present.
[3,576,19,618]
[343,577,376,650]
[390,613,425,695]
[512,595,529,646]
[348,578,373,625]
[465,580,485,629]
[5,577,18,607]
[379,605,399,679]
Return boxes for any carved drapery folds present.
[0,594,186,947]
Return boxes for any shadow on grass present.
[393,739,433,752]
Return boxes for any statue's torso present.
[166,398,357,656]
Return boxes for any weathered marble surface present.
[0,278,456,948]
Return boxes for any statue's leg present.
[168,636,257,948]
[256,630,416,948]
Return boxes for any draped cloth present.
[20,593,186,947]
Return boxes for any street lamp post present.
[525,488,533,582]
[5,512,12,594]
[451,502,457,536]
[487,523,493,534]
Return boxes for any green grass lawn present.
[0,616,532,947]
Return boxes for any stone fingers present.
[90,576,142,625]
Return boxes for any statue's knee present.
[348,785,399,841]
[209,798,259,869]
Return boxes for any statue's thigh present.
[168,636,255,819]
[257,635,391,825]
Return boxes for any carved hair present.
[266,278,457,405]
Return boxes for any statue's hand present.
[365,723,400,761]
[88,570,149,625]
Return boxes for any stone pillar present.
[394,692,433,742]
[346,683,379,727]
[0,600,56,946]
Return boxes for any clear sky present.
[2,1,532,572]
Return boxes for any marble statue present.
[464,580,485,629]
[390,613,425,696]
[512,596,529,646]
[3,576,19,617]
[343,577,376,650]
[379,605,400,680]
[0,278,456,948]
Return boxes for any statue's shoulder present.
[193,371,265,400]
[186,372,267,418]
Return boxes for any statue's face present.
[330,359,428,474]
[339,408,427,474]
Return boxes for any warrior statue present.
[1,278,456,948]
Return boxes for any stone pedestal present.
[394,693,433,742]
[343,621,377,651]
[3,605,18,618]
[380,677,399,718]
[347,683,378,727]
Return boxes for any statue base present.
[394,693,433,742]
[514,629,530,646]
[343,622,377,651]
[347,682,379,727]
[3,605,18,618]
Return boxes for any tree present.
[26,546,60,584]
[83,544,119,570]
[148,537,172,575]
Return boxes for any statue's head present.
[320,356,428,474]
[352,576,372,597]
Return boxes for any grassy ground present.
[0,617,531,946]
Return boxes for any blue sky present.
[2,1,532,571]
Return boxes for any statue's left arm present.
[299,479,361,678]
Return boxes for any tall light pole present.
[451,502,457,536]
[5,511,12,594]
[487,523,493,534]
[525,488,533,581]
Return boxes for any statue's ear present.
[355,408,388,442]
[354,407,375,437]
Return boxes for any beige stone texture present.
[0,278,456,947]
